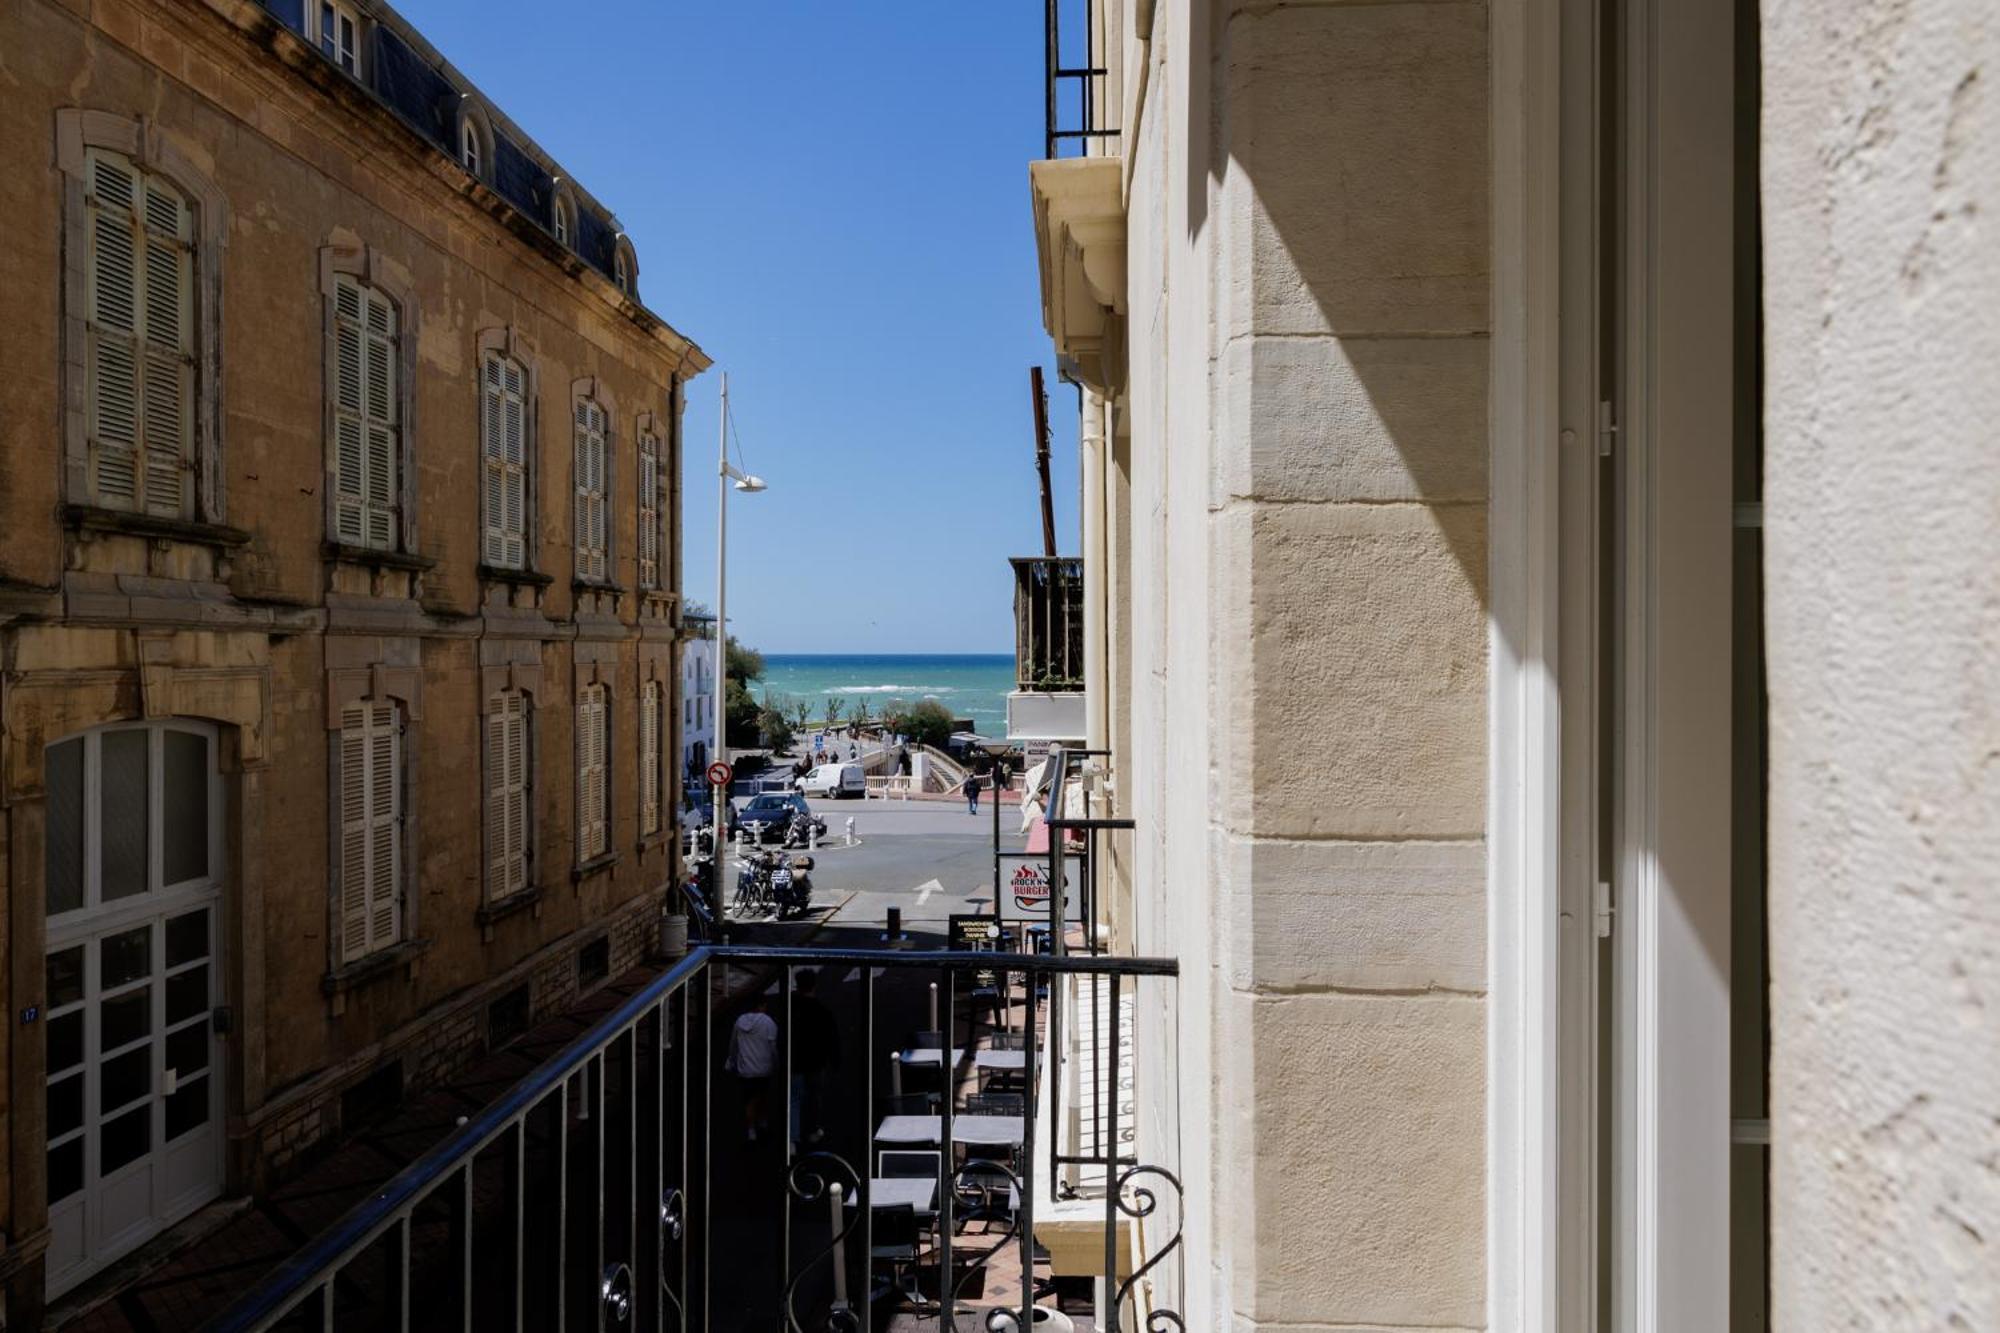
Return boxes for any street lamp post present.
[711,371,765,869]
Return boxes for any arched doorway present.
[42,721,225,1295]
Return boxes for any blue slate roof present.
[260,0,633,295]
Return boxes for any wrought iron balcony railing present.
[1011,557,1085,693]
[204,943,1180,1333]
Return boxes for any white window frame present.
[484,690,533,902]
[576,682,610,863]
[327,274,400,550]
[553,197,571,247]
[313,0,363,76]
[639,679,663,838]
[319,242,418,555]
[636,426,660,589]
[58,113,229,525]
[573,398,610,583]
[334,700,404,966]
[460,119,481,176]
[480,348,532,570]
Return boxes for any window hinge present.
[1594,880,1615,938]
[1596,400,1618,458]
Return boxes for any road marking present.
[914,878,943,906]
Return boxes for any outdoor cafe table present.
[873,1114,1025,1147]
[896,1048,1028,1071]
[841,1177,938,1211]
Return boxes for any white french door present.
[43,721,225,1296]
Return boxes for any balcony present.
[1009,557,1086,745]
[205,942,1181,1332]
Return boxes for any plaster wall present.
[1116,0,1490,1326]
[1760,2,2000,1326]
[0,0,697,1290]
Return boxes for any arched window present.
[328,274,402,549]
[573,397,609,582]
[82,149,195,517]
[481,352,530,568]
[459,117,481,176]
[613,249,630,294]
[553,196,571,247]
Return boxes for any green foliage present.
[724,678,762,748]
[901,699,956,750]
[849,698,871,729]
[725,637,765,684]
[757,706,795,754]
[824,695,847,728]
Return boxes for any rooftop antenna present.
[1031,365,1057,558]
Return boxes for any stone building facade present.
[1034,0,1995,1329]
[0,0,704,1313]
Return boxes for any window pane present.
[162,731,210,886]
[166,1022,209,1078]
[165,1078,210,1142]
[48,1011,84,1073]
[101,1047,150,1115]
[48,1138,83,1203]
[46,739,84,915]
[102,987,151,1054]
[100,1104,150,1175]
[167,908,209,968]
[47,1074,84,1140]
[46,946,85,1009]
[102,925,151,990]
[100,729,150,901]
[166,963,209,1027]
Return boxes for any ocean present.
[754,654,1015,737]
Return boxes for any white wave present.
[826,684,956,694]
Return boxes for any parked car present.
[798,762,867,799]
[737,792,821,844]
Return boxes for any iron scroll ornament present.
[659,1188,686,1327]
[1110,1164,1185,1331]
[782,1151,865,1333]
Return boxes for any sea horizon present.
[754,652,1016,736]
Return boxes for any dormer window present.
[553,197,571,247]
[316,0,361,75]
[460,119,481,176]
[611,235,638,298]
[613,250,630,294]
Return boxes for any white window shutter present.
[365,702,401,953]
[505,695,527,894]
[338,704,370,962]
[486,701,509,889]
[640,682,660,836]
[487,692,530,897]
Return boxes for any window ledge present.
[479,564,555,588]
[321,938,430,999]
[65,505,252,548]
[323,541,438,573]
[571,851,621,884]
[475,886,543,928]
[573,578,628,595]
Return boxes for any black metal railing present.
[1043,0,1120,159]
[1011,557,1085,692]
[204,944,1180,1333]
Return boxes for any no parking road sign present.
[706,761,734,788]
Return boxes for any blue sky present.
[401,1,1076,654]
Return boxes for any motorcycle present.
[781,806,826,849]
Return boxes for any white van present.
[798,762,867,799]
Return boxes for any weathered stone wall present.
[1761,2,2000,1326]
[1118,1,1488,1326]
[0,0,698,1298]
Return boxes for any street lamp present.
[712,372,765,867]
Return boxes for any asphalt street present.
[724,794,1029,934]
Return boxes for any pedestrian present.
[788,970,840,1147]
[963,768,983,815]
[995,758,1011,792]
[897,745,911,776]
[724,994,779,1142]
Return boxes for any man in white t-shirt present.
[726,994,779,1141]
